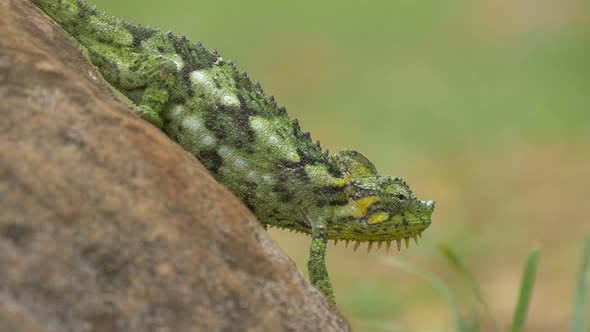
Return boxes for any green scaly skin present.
[32,0,435,301]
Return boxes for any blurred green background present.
[91,0,590,330]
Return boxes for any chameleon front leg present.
[86,50,176,129]
[136,86,169,128]
[308,224,335,301]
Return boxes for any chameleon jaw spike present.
[353,241,361,252]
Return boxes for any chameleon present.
[31,0,435,301]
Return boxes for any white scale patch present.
[190,70,215,90]
[170,54,184,71]
[178,112,217,148]
[222,94,240,107]
[249,116,300,162]
[218,146,231,157]
[139,36,184,71]
[247,171,259,181]
[251,118,264,130]
[201,135,215,146]
[233,158,247,169]
[171,104,185,118]
[190,69,240,109]
[181,116,201,132]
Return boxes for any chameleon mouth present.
[333,221,431,253]
[330,197,433,253]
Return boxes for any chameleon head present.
[331,149,434,249]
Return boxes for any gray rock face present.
[0,1,351,331]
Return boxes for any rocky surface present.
[0,1,351,331]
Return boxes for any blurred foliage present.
[90,0,590,330]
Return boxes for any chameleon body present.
[32,0,435,301]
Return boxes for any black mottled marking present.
[213,77,222,89]
[197,149,223,174]
[122,22,158,48]
[334,216,351,225]
[203,106,256,150]
[1,223,33,247]
[128,61,140,73]
[273,182,294,203]
[235,90,263,117]
[294,166,309,182]
[313,186,347,207]
[240,181,258,211]
[275,160,310,180]
[180,67,195,98]
[266,208,281,219]
[169,33,216,74]
[326,159,342,178]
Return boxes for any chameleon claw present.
[413,235,419,245]
[334,239,339,246]
[386,241,392,252]
[418,232,422,239]
[396,239,401,251]
[345,239,350,248]
[367,241,373,253]
[404,237,409,249]
[377,241,382,250]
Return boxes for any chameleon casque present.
[32,0,435,301]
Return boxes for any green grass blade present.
[510,249,540,332]
[383,257,468,332]
[571,235,590,332]
[439,243,503,331]
[469,303,480,332]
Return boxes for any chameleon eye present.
[396,194,407,200]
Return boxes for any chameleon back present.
[32,0,339,230]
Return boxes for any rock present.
[0,0,351,331]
